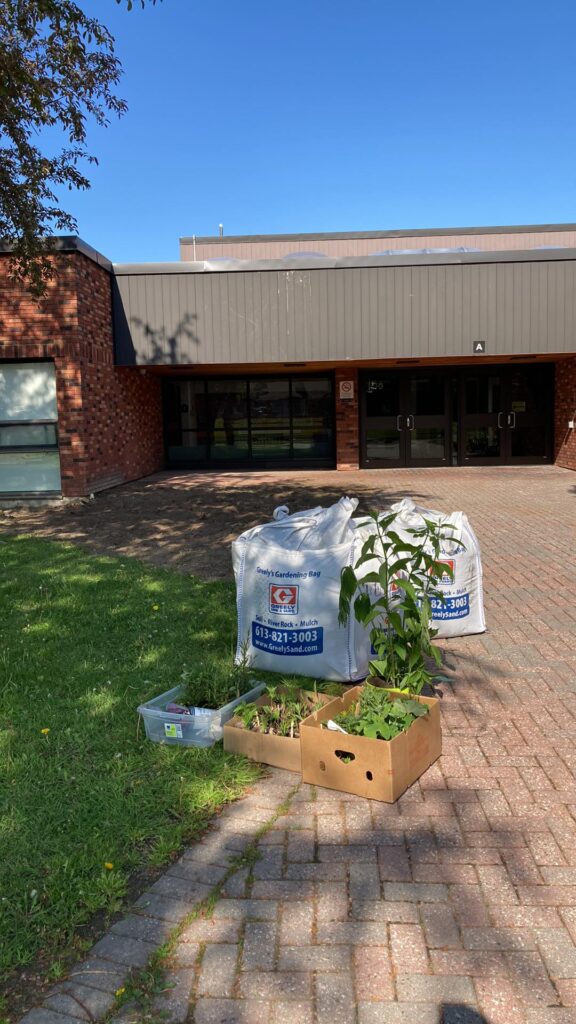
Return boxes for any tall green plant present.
[339,509,457,694]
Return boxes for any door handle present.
[497,412,504,429]
[508,411,516,428]
[406,415,415,430]
[396,414,403,431]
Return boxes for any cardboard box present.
[223,691,335,773]
[300,686,441,802]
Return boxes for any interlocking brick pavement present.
[14,467,576,1023]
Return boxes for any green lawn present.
[0,535,260,985]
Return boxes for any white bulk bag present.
[232,497,370,681]
[378,498,486,638]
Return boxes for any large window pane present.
[410,428,446,460]
[366,429,400,461]
[364,377,399,417]
[291,378,333,458]
[464,375,501,415]
[250,379,290,420]
[207,380,249,459]
[0,452,61,492]
[509,370,542,416]
[408,376,445,416]
[0,363,57,421]
[464,427,501,459]
[251,430,291,458]
[0,423,57,448]
[511,425,547,458]
[250,380,290,459]
[165,380,207,461]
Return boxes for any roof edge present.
[113,247,576,276]
[180,222,576,245]
[0,235,112,272]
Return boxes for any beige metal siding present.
[113,259,576,365]
[181,229,576,262]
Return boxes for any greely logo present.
[436,559,455,585]
[269,584,299,614]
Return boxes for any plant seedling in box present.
[137,652,266,748]
[179,653,255,711]
[334,683,430,740]
[300,683,441,802]
[223,682,331,772]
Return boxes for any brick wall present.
[73,254,164,495]
[334,367,360,469]
[554,356,576,471]
[0,253,164,497]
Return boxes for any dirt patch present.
[0,468,438,578]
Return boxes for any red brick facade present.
[334,366,360,469]
[554,356,576,471]
[0,252,164,497]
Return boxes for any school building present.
[1,222,575,497]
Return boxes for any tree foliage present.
[0,0,156,295]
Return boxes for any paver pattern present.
[11,466,576,1024]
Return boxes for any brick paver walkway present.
[15,466,576,1024]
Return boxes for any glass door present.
[361,373,405,467]
[507,365,552,463]
[459,370,505,465]
[405,372,450,466]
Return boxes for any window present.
[0,363,61,493]
[164,375,334,467]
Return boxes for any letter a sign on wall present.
[473,340,486,354]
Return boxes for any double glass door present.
[361,365,552,468]
[361,370,450,467]
[460,365,552,464]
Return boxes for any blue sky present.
[69,0,576,262]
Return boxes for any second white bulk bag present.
[379,498,486,638]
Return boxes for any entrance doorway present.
[360,369,451,468]
[360,364,553,468]
[459,364,553,464]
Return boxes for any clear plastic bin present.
[137,682,266,748]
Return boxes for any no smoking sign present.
[339,380,355,400]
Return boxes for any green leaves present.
[339,509,450,695]
[333,684,430,742]
[234,685,322,739]
[1,0,158,294]
[353,592,372,623]
[338,565,357,625]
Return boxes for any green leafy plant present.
[234,683,323,739]
[331,683,429,740]
[179,650,255,710]
[339,509,458,694]
[247,669,347,697]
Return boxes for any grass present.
[0,535,262,989]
